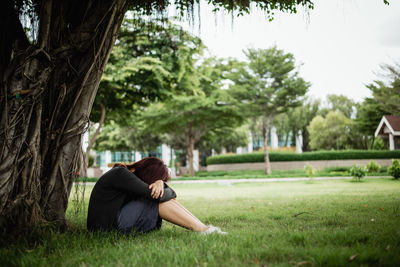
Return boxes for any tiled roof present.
[384,115,400,131]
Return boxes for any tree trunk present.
[301,126,310,152]
[291,128,296,147]
[186,134,195,177]
[262,114,272,175]
[82,102,106,177]
[0,1,128,231]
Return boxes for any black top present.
[87,166,176,231]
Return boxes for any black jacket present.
[87,166,176,231]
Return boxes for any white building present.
[375,115,400,150]
[94,144,181,177]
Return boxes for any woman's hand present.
[149,180,164,199]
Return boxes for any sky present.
[172,0,400,103]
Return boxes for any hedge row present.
[206,150,400,165]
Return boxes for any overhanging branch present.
[38,0,53,49]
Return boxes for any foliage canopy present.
[224,46,310,173]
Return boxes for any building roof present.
[375,115,400,137]
[385,115,400,131]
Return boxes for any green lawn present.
[2,178,400,266]
[178,167,389,180]
[79,167,390,182]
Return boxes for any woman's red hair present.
[114,157,170,184]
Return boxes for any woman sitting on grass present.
[87,157,225,235]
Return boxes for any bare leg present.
[172,199,204,225]
[158,199,208,232]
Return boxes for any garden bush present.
[388,159,400,179]
[349,164,366,182]
[366,160,381,173]
[206,150,400,165]
[304,163,317,177]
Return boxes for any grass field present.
[2,178,400,266]
[79,166,390,182]
[181,167,388,180]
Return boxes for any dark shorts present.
[117,198,162,234]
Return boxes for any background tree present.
[0,0,315,231]
[354,98,385,149]
[354,62,400,149]
[84,18,202,176]
[322,94,356,118]
[141,94,243,176]
[199,125,249,153]
[226,47,310,174]
[141,58,244,176]
[273,113,292,146]
[292,99,320,151]
[307,111,352,150]
[94,120,164,153]
[273,98,320,151]
[368,63,400,115]
[92,121,133,152]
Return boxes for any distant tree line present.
[92,18,400,176]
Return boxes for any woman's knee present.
[159,198,177,207]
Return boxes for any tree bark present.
[291,128,296,147]
[187,139,195,177]
[82,102,106,177]
[301,126,310,152]
[185,125,195,177]
[262,113,272,175]
[0,0,128,231]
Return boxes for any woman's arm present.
[106,167,176,201]
[106,167,155,200]
[159,183,177,202]
[148,179,177,202]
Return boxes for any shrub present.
[304,163,317,177]
[206,150,400,165]
[373,137,385,150]
[366,160,381,173]
[349,164,366,182]
[380,166,388,173]
[388,159,400,179]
